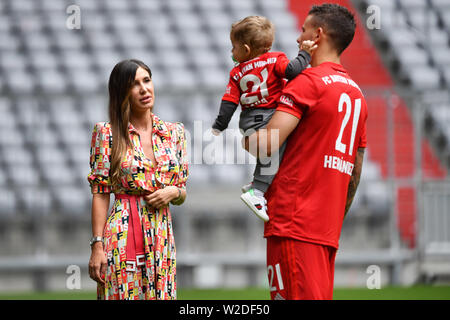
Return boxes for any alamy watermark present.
[66,4,81,30]
[66,264,81,290]
[366,265,381,289]
[366,5,381,30]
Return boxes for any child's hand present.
[211,128,222,136]
[300,40,318,55]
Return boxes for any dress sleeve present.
[174,122,189,189]
[87,122,112,194]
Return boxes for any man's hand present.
[244,110,300,158]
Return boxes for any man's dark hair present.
[308,3,356,55]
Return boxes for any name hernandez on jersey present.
[222,52,290,110]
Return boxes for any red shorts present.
[266,236,337,300]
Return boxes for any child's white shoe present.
[240,188,269,222]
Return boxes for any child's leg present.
[252,140,287,193]
[239,107,278,192]
[239,108,278,222]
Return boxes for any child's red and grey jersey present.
[222,51,290,110]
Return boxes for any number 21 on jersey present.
[335,92,361,156]
[239,68,269,106]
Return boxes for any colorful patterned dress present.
[87,113,188,300]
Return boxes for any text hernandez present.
[323,155,354,176]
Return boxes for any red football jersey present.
[264,62,368,249]
[222,51,290,109]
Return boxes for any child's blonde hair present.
[230,16,275,54]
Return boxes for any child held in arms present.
[212,16,317,222]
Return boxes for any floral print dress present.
[87,113,188,300]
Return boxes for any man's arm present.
[344,147,365,217]
[244,110,300,158]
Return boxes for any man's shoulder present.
[285,66,320,89]
[286,62,346,88]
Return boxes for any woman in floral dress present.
[87,59,188,300]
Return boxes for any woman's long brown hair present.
[108,59,152,187]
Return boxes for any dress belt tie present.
[115,194,145,272]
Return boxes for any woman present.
[87,59,188,300]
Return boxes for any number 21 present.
[267,263,284,292]
[239,67,269,105]
[335,92,361,156]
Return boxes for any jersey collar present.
[319,61,347,73]
[128,113,171,138]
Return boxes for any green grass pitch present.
[0,286,450,300]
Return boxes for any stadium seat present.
[4,69,35,93]
[384,28,418,47]
[0,188,18,216]
[266,10,298,31]
[189,48,222,69]
[406,10,440,31]
[103,0,131,12]
[398,0,428,10]
[52,184,89,215]
[134,0,163,12]
[0,126,24,147]
[29,50,60,70]
[407,66,442,89]
[0,51,26,71]
[7,164,40,187]
[166,0,193,12]
[80,95,108,125]
[260,0,288,10]
[0,96,14,117]
[431,0,450,8]
[203,11,232,31]
[180,31,212,51]
[430,47,450,67]
[195,0,225,11]
[37,69,68,94]
[172,11,203,30]
[81,12,109,31]
[20,186,52,215]
[33,124,59,147]
[209,27,232,50]
[2,144,33,166]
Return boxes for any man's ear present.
[315,27,324,43]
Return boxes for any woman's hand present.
[144,186,179,209]
[88,243,107,285]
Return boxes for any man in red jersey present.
[245,4,367,300]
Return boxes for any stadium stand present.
[0,0,390,215]
[0,0,448,290]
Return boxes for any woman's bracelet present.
[170,187,182,205]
